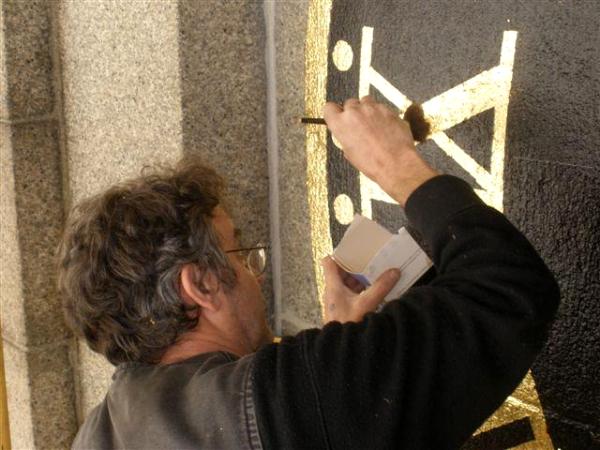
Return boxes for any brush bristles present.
[403,103,431,143]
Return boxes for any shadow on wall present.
[175,1,273,322]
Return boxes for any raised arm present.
[252,98,560,449]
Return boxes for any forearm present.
[384,149,438,207]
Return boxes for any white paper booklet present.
[332,214,433,302]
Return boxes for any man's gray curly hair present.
[57,156,237,365]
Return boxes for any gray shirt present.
[72,351,262,450]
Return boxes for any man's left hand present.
[321,256,401,324]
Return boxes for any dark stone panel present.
[328,0,600,447]
[176,1,272,321]
[8,121,70,346]
[542,416,600,450]
[428,140,480,189]
[445,109,494,173]
[504,158,600,446]
[326,133,362,248]
[328,0,599,168]
[505,2,600,169]
[371,199,407,234]
[1,0,55,119]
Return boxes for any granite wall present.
[1,1,77,448]
[2,0,270,447]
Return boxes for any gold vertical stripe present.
[0,334,10,450]
[305,0,333,313]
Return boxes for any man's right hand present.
[323,96,438,207]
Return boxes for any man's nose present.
[257,273,266,285]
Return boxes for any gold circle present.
[332,40,353,71]
[334,194,355,225]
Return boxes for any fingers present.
[343,98,360,109]
[322,102,343,123]
[323,96,376,119]
[360,95,376,104]
[361,269,401,308]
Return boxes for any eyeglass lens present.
[247,246,266,276]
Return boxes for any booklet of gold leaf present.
[332,214,433,302]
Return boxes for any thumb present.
[320,256,346,289]
[361,269,402,307]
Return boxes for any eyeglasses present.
[225,242,269,277]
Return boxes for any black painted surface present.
[326,0,600,448]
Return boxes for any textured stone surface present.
[2,339,34,450]
[27,341,78,449]
[77,344,115,420]
[1,121,68,348]
[505,159,600,447]
[0,123,27,346]
[273,0,322,328]
[3,339,77,450]
[57,0,184,203]
[57,0,186,418]
[1,1,79,447]
[177,0,272,313]
[0,0,55,120]
[280,315,319,337]
[59,0,272,420]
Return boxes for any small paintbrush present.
[300,103,431,143]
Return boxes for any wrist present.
[385,150,438,207]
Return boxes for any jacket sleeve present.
[252,175,560,450]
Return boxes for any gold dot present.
[332,40,353,71]
[334,194,355,225]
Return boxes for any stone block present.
[280,315,319,337]
[7,121,68,345]
[57,0,184,203]
[2,339,34,450]
[0,0,55,120]
[3,338,77,450]
[273,0,324,327]
[1,121,68,348]
[56,0,201,416]
[0,123,27,346]
[28,340,78,449]
[177,0,271,308]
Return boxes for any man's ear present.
[180,264,221,312]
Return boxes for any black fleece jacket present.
[252,175,560,450]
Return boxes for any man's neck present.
[159,320,252,365]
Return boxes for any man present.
[59,97,560,449]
